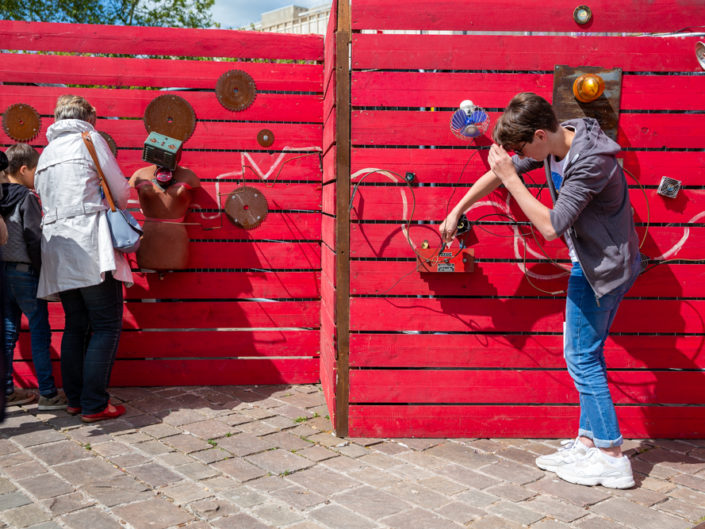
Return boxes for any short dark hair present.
[493,92,559,149]
[6,143,40,175]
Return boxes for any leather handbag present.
[81,132,143,253]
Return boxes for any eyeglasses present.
[513,142,527,157]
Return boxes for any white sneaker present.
[556,447,635,489]
[535,438,590,472]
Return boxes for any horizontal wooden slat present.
[0,20,324,61]
[351,111,705,149]
[349,334,705,370]
[127,271,321,300]
[351,298,705,334]
[351,149,705,186]
[352,71,705,112]
[351,0,705,33]
[350,224,705,260]
[191,182,321,212]
[0,85,323,123]
[12,358,320,387]
[1,119,322,151]
[351,261,703,299]
[348,405,705,438]
[349,370,705,405]
[0,53,322,91]
[352,34,703,72]
[350,185,705,224]
[185,241,321,269]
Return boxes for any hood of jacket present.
[45,118,94,143]
[560,117,621,166]
[0,182,30,217]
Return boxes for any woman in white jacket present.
[35,95,132,423]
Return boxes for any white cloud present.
[211,0,325,29]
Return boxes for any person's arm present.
[20,193,43,273]
[0,217,7,246]
[92,131,130,209]
[487,144,557,241]
[439,169,502,243]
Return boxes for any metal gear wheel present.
[225,186,268,229]
[2,104,41,142]
[215,70,257,112]
[143,94,196,142]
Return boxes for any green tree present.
[0,0,217,28]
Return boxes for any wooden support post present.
[334,0,351,437]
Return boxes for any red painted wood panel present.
[349,334,705,370]
[351,0,705,33]
[350,223,705,260]
[0,20,323,61]
[348,405,705,439]
[352,149,705,186]
[17,330,319,359]
[12,358,320,387]
[352,34,703,72]
[184,242,321,270]
[0,53,322,91]
[352,71,705,112]
[349,370,705,405]
[351,261,703,299]
[350,185,705,224]
[351,111,705,149]
[0,85,322,123]
[127,271,321,300]
[192,183,321,212]
[350,298,705,334]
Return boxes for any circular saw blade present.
[143,94,196,142]
[98,131,118,158]
[216,70,256,112]
[257,129,275,148]
[3,103,41,142]
[225,186,268,230]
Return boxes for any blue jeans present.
[564,262,636,448]
[59,273,123,415]
[3,262,55,397]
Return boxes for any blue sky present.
[211,0,325,29]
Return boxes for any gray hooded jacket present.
[512,118,641,299]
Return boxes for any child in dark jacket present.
[1,144,65,410]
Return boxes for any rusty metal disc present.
[225,186,268,230]
[143,94,196,142]
[98,131,118,158]
[257,129,275,148]
[216,70,256,112]
[2,104,41,142]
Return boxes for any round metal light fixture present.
[696,41,705,70]
[573,5,592,25]
[573,73,605,103]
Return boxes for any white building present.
[254,3,331,35]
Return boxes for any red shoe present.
[81,403,125,423]
[66,406,81,415]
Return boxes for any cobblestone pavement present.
[0,384,704,529]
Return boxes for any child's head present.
[54,94,97,125]
[5,143,40,189]
[493,92,559,152]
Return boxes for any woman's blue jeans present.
[3,263,55,397]
[59,273,123,415]
[564,262,636,449]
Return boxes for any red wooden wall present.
[344,1,705,438]
[1,21,324,387]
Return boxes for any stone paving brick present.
[155,451,193,467]
[141,423,182,439]
[252,502,305,526]
[270,485,326,510]
[672,473,705,493]
[160,409,208,426]
[188,497,239,520]
[1,503,51,528]
[486,483,537,502]
[2,461,48,480]
[521,495,589,523]
[288,467,361,496]
[656,497,705,522]
[162,433,212,453]
[496,446,542,466]
[111,452,151,468]
[112,498,194,529]
[453,489,500,509]
[61,507,122,529]
[212,457,267,482]
[134,440,172,456]
[437,464,502,490]
[26,521,62,529]
[531,521,573,529]
[0,491,32,510]
[42,493,95,516]
[479,459,545,485]
[333,485,409,520]
[11,428,66,448]
[610,484,668,506]
[382,482,449,509]
[591,497,691,529]
[263,432,314,452]
[190,448,231,464]
[419,475,468,495]
[175,461,221,481]
[89,441,131,458]
[181,419,234,440]
[216,433,277,457]
[575,515,631,529]
[434,501,486,525]
[128,462,183,488]
[81,475,151,507]
[0,440,18,455]
[0,451,33,467]
[669,484,705,505]
[0,480,16,495]
[467,515,524,529]
[347,466,403,489]
[297,445,337,462]
[17,475,73,500]
[212,512,274,529]
[426,442,498,468]
[321,454,368,473]
[247,475,292,493]
[527,475,610,507]
[383,507,465,529]
[487,500,545,526]
[309,504,378,529]
[219,486,267,509]
[332,443,369,458]
[394,450,447,470]
[160,481,213,506]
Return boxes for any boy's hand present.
[439,211,460,244]
[488,144,518,184]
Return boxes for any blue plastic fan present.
[450,101,489,140]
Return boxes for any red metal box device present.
[416,247,474,273]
